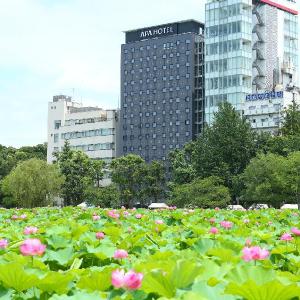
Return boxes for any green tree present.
[1,158,64,208]
[281,101,300,136]
[169,176,230,208]
[241,153,287,208]
[85,184,120,208]
[54,142,93,206]
[110,154,145,208]
[192,102,257,198]
[140,160,166,203]
[266,135,300,156]
[169,143,196,185]
[285,151,300,208]
[90,159,105,188]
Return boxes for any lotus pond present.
[1,207,300,299]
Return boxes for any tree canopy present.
[1,158,63,208]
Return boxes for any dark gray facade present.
[118,20,205,163]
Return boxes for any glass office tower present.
[205,0,253,124]
[205,0,298,125]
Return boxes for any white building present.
[47,95,118,182]
[244,88,300,134]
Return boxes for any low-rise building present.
[244,88,300,134]
[47,95,118,184]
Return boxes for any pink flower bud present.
[0,239,8,249]
[155,220,164,224]
[113,249,128,259]
[280,233,293,241]
[220,221,233,229]
[135,214,142,219]
[209,218,216,224]
[291,227,300,236]
[245,239,251,246]
[96,232,105,240]
[209,227,218,234]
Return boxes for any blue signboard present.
[246,91,284,101]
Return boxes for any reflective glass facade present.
[205,0,252,124]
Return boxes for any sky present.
[0,0,205,147]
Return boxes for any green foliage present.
[111,155,166,207]
[266,135,300,156]
[285,151,300,207]
[169,143,196,185]
[0,207,299,299]
[0,143,47,206]
[111,154,145,208]
[192,103,257,196]
[169,176,230,208]
[90,159,105,187]
[281,101,300,136]
[242,152,300,208]
[140,160,166,203]
[241,153,287,208]
[1,158,63,208]
[54,142,96,206]
[85,184,121,208]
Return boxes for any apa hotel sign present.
[140,26,175,39]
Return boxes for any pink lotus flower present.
[92,215,100,221]
[0,239,8,249]
[20,238,46,256]
[220,221,233,229]
[20,214,27,219]
[111,269,143,290]
[23,226,38,235]
[11,215,18,220]
[291,227,300,236]
[215,207,220,211]
[243,219,250,224]
[132,208,136,211]
[242,246,269,262]
[135,214,142,219]
[209,218,216,224]
[155,220,164,224]
[124,270,144,290]
[108,210,120,219]
[114,249,128,259]
[111,269,125,288]
[96,232,105,239]
[209,227,218,234]
[123,211,129,216]
[280,233,293,241]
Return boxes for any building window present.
[54,134,59,143]
[54,120,61,129]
